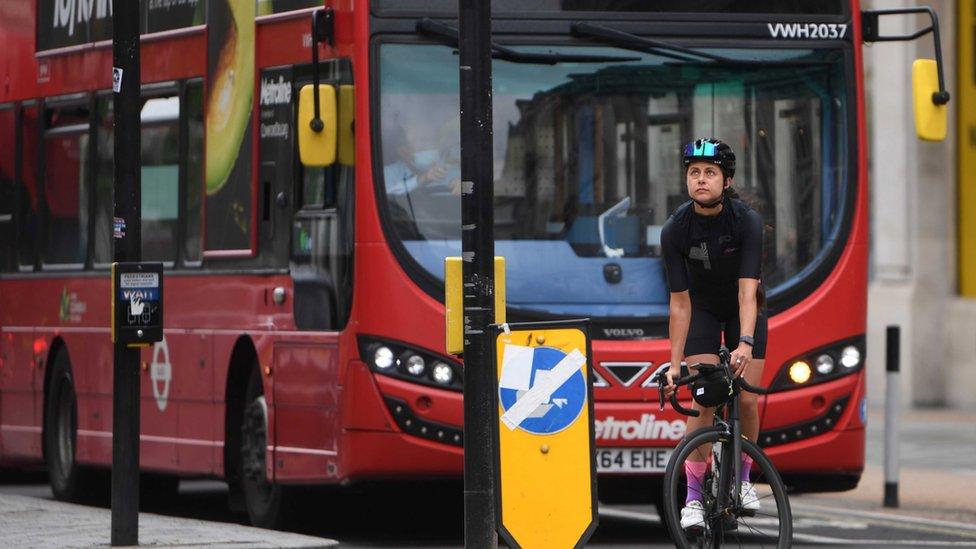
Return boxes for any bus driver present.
[660,138,768,529]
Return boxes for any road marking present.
[792,502,976,534]
[600,504,976,546]
[791,532,976,546]
[599,506,661,524]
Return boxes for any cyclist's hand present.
[731,344,754,377]
[664,365,681,398]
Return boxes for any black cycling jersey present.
[660,197,763,311]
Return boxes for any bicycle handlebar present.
[657,371,702,417]
[656,356,773,417]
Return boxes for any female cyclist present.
[660,138,767,529]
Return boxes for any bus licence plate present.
[596,448,673,473]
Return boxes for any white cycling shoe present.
[680,500,706,529]
[741,481,761,512]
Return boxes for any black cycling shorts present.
[684,303,768,359]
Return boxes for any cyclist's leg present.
[683,304,721,448]
[724,312,768,443]
[725,313,768,510]
[682,304,722,507]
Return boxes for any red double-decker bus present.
[0,0,942,528]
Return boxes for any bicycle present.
[656,348,792,548]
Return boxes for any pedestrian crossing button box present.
[112,262,164,347]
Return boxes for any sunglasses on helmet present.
[684,140,718,157]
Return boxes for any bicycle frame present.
[658,351,767,530]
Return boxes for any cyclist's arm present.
[669,290,692,369]
[737,207,764,342]
[661,219,690,370]
[737,278,759,341]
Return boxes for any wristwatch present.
[739,335,755,347]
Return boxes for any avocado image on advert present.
[206,0,255,196]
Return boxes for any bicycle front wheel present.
[662,428,793,548]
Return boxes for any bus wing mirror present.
[338,85,355,166]
[298,84,338,167]
[912,59,948,141]
[862,7,950,142]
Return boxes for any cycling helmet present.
[690,365,734,408]
[682,138,736,179]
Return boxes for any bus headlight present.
[771,336,865,391]
[789,361,812,384]
[373,346,395,369]
[815,354,835,375]
[359,337,463,392]
[840,346,861,369]
[404,354,426,376]
[432,362,454,385]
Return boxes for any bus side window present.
[93,91,185,267]
[140,94,180,265]
[93,94,114,266]
[0,105,14,272]
[183,80,204,266]
[18,103,40,271]
[42,101,91,268]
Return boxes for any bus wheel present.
[240,367,290,529]
[44,351,103,502]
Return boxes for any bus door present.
[288,60,353,333]
[266,60,354,481]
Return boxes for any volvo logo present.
[602,328,645,338]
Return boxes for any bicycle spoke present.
[736,515,781,547]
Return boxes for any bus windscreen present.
[377,44,849,319]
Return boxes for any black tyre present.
[662,428,792,549]
[44,351,107,503]
[240,366,291,528]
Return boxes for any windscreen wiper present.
[416,18,639,65]
[571,21,735,63]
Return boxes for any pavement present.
[791,406,976,525]
[0,491,337,548]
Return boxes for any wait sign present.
[491,320,598,549]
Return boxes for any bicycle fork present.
[711,402,743,538]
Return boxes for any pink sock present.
[741,455,754,483]
[684,460,708,505]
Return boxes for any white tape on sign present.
[501,349,585,431]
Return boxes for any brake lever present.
[657,378,666,412]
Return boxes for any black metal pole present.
[112,0,141,544]
[458,0,497,546]
[884,325,900,508]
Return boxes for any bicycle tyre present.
[662,428,792,548]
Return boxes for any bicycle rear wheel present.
[662,428,792,548]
